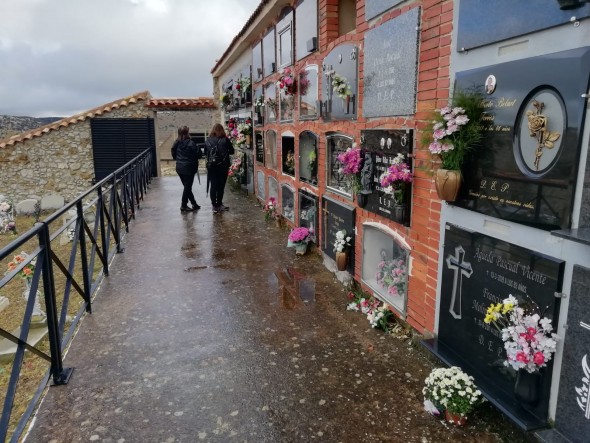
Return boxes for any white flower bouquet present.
[423,366,484,417]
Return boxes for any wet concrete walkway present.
[27,177,524,443]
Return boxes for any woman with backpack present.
[172,126,201,212]
[205,123,234,213]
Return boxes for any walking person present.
[205,123,234,213]
[172,126,201,212]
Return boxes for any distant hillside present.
[0,115,63,140]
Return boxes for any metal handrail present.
[0,148,153,442]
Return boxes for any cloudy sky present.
[0,0,260,117]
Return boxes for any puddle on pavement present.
[184,264,235,271]
[272,268,316,309]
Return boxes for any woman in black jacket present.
[205,123,234,213]
[172,126,201,212]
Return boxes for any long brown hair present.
[209,123,226,138]
[179,126,190,141]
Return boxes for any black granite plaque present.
[365,0,404,20]
[299,190,318,242]
[360,129,413,226]
[553,265,590,441]
[457,1,590,51]
[430,224,564,429]
[454,47,590,230]
[321,196,355,271]
[581,148,590,227]
[255,132,264,164]
[363,8,418,117]
[322,44,358,121]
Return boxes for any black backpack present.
[206,139,228,168]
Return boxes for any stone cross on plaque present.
[445,246,473,320]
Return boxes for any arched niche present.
[299,65,319,119]
[299,131,318,186]
[281,184,295,222]
[256,171,266,202]
[361,223,410,315]
[265,130,277,169]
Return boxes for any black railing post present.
[76,201,92,313]
[37,223,73,386]
[111,173,123,253]
[97,186,109,276]
[121,172,130,232]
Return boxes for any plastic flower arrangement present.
[263,197,278,222]
[226,118,238,143]
[228,156,243,184]
[484,294,558,373]
[277,67,297,96]
[346,289,393,332]
[288,227,310,244]
[336,146,363,194]
[284,150,295,174]
[236,77,251,94]
[238,118,252,137]
[331,73,352,100]
[6,251,36,281]
[254,96,265,108]
[379,153,413,204]
[423,366,484,418]
[422,89,486,170]
[333,229,352,253]
[375,258,407,298]
[299,70,311,96]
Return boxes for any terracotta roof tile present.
[0,91,151,149]
[145,97,216,109]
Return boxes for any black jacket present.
[205,136,234,169]
[173,139,200,175]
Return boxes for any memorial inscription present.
[360,129,412,226]
[454,47,590,230]
[435,224,564,428]
[321,196,355,268]
[363,8,419,118]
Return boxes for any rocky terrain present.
[0,115,62,140]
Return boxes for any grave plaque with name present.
[255,132,264,164]
[321,44,358,121]
[457,0,590,51]
[363,8,419,118]
[360,129,412,226]
[365,0,404,21]
[256,171,265,201]
[322,196,355,271]
[454,47,590,230]
[425,223,564,429]
[552,265,590,441]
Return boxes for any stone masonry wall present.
[156,109,215,162]
[0,101,150,203]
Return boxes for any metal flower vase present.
[434,169,462,202]
[514,370,541,406]
[294,242,308,256]
[335,251,348,271]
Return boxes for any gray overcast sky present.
[0,0,260,117]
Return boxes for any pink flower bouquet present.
[288,227,310,244]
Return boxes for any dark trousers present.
[209,166,229,207]
[178,173,197,208]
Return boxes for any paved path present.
[26,177,524,443]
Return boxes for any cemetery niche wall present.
[453,47,590,230]
[322,196,355,273]
[361,224,409,315]
[360,129,413,226]
[362,7,419,118]
[423,223,565,430]
[321,44,358,121]
[299,131,318,186]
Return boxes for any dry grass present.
[0,209,120,440]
